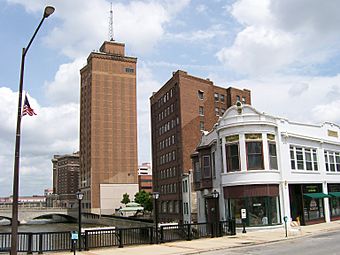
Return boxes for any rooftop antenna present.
[109,2,114,41]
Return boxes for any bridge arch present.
[0,216,12,225]
[33,213,77,223]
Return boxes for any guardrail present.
[0,219,236,253]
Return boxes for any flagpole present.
[11,7,55,255]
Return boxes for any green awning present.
[303,193,331,199]
[329,192,340,197]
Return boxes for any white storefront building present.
[192,103,340,227]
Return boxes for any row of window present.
[183,202,189,215]
[199,106,226,117]
[161,200,180,213]
[214,93,225,102]
[160,166,177,179]
[158,117,179,136]
[159,151,177,165]
[158,104,175,121]
[225,134,277,172]
[157,86,175,108]
[160,183,178,195]
[159,135,176,150]
[325,150,340,172]
[290,146,318,171]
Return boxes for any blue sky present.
[1,0,340,196]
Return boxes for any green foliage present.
[134,190,153,211]
[121,193,130,205]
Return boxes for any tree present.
[121,193,130,205]
[134,190,153,211]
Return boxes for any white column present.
[280,182,291,222]
[262,133,269,170]
[221,136,227,173]
[323,182,330,223]
[239,133,247,171]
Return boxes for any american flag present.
[22,94,37,116]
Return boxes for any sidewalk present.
[50,221,340,255]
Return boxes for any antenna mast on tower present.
[109,2,114,41]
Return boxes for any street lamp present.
[76,190,84,251]
[152,192,160,243]
[11,6,55,255]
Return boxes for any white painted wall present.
[100,184,138,215]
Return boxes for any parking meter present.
[71,231,78,255]
[241,209,247,233]
[283,216,288,237]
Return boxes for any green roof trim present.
[329,192,340,197]
[303,193,331,199]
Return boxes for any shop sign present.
[303,185,320,193]
[253,203,261,207]
[328,130,338,138]
[225,135,239,143]
[245,133,262,140]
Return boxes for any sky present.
[1,0,340,197]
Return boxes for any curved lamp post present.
[76,190,84,251]
[152,192,160,243]
[11,6,55,255]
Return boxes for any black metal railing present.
[0,219,236,253]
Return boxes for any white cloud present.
[196,4,207,13]
[288,82,309,97]
[218,0,340,76]
[312,100,340,123]
[0,88,78,196]
[45,58,85,105]
[7,0,190,58]
[137,63,161,163]
[166,24,227,43]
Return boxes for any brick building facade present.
[150,70,251,223]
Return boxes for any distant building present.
[51,152,80,208]
[150,70,251,223]
[80,40,138,214]
[193,103,340,227]
[182,170,197,223]
[138,163,152,193]
[0,195,46,208]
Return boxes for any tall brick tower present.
[80,41,138,214]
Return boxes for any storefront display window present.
[228,196,280,227]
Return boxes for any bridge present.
[0,207,77,224]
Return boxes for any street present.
[200,230,340,255]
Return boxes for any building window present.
[245,134,264,170]
[198,90,204,100]
[290,146,318,171]
[236,95,240,101]
[215,107,219,116]
[220,94,225,102]
[242,96,246,103]
[325,151,340,172]
[226,135,240,172]
[267,134,278,170]
[199,106,204,116]
[202,155,211,178]
[200,121,204,130]
[125,67,134,73]
[212,152,216,178]
[214,93,219,102]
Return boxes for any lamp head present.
[76,190,84,200]
[44,6,55,18]
[152,192,160,200]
